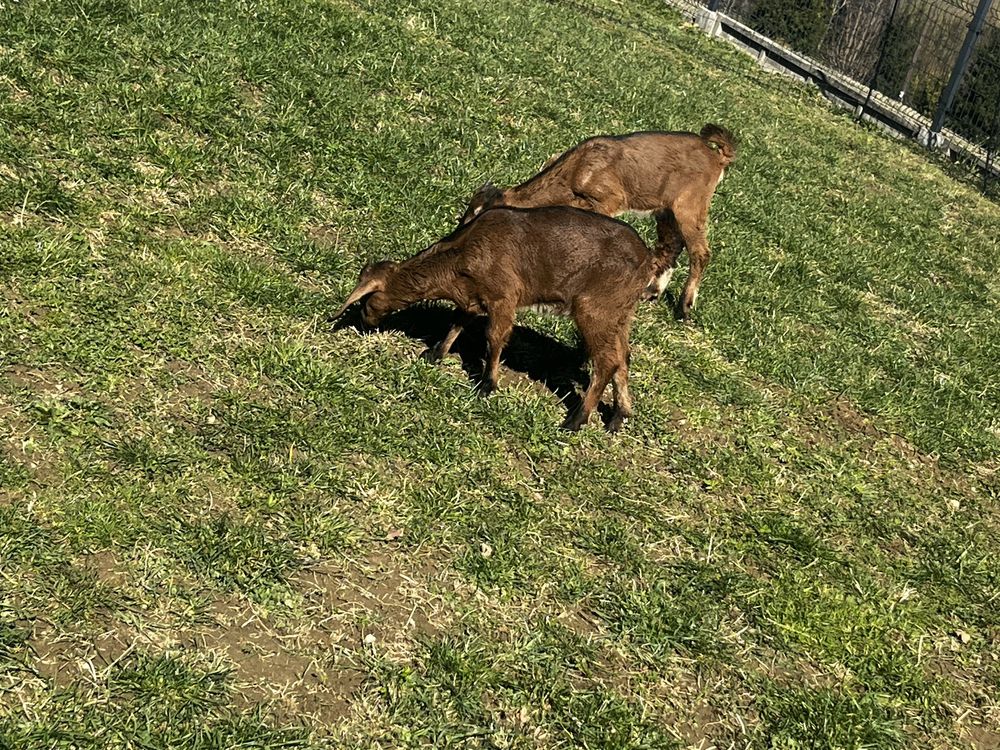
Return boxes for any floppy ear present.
[478,182,502,209]
[334,264,389,318]
[460,182,502,224]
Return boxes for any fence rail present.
[669,0,1000,197]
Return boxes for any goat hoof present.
[476,380,496,397]
[420,346,443,363]
[561,410,586,431]
[606,413,628,433]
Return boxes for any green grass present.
[2,0,999,747]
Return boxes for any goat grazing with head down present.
[336,206,668,432]
[460,123,736,320]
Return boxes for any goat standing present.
[460,124,736,319]
[336,207,667,431]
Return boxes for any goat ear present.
[472,181,497,200]
[334,265,388,318]
[482,183,503,204]
[459,184,491,225]
[468,182,502,217]
[467,183,486,212]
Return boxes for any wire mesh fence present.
[683,0,1000,197]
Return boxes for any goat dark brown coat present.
[336,206,666,431]
[460,124,736,319]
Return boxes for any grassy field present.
[2,0,999,747]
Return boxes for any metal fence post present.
[984,98,1000,193]
[860,0,902,122]
[929,0,996,147]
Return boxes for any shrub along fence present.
[671,0,1000,197]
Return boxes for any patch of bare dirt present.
[672,699,722,750]
[629,662,735,749]
[3,290,48,327]
[189,598,356,725]
[920,633,1000,748]
[79,549,129,588]
[26,558,136,691]
[292,548,446,651]
[0,393,63,492]
[959,723,1000,750]
[753,647,839,691]
[553,605,603,640]
[152,223,192,240]
[169,547,456,726]
[157,359,218,415]
[826,397,880,438]
[108,359,219,436]
[5,364,73,395]
[27,626,130,689]
[799,393,981,499]
[19,544,377,726]
[305,225,343,250]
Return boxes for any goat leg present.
[562,359,616,430]
[565,310,635,432]
[478,306,514,396]
[561,402,587,431]
[677,241,710,321]
[674,206,711,320]
[562,306,624,430]
[605,348,632,433]
[423,311,474,363]
[647,210,684,301]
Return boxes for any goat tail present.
[700,123,736,165]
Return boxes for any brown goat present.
[460,124,736,319]
[335,207,667,431]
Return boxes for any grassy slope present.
[1,0,999,747]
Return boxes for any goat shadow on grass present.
[335,305,614,423]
